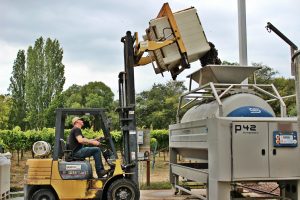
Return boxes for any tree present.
[222,60,239,65]
[273,77,296,116]
[43,95,64,127]
[136,80,186,129]
[81,81,114,110]
[43,38,65,107]
[25,37,65,129]
[0,95,12,130]
[109,100,120,130]
[63,84,83,108]
[63,82,114,109]
[25,38,45,128]
[62,82,115,129]
[249,62,278,84]
[42,38,65,126]
[247,63,296,116]
[8,50,27,130]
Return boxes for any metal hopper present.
[187,65,261,86]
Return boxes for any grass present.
[140,181,172,190]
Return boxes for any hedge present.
[0,128,169,156]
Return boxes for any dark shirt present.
[68,127,84,153]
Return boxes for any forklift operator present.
[68,117,107,178]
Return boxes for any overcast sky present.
[1,0,300,98]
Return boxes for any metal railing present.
[176,82,295,123]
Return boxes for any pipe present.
[238,0,248,84]
[293,50,300,149]
[266,22,298,51]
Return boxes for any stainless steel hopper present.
[187,65,261,86]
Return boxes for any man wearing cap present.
[68,117,107,178]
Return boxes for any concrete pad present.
[141,189,204,200]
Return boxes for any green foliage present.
[43,38,65,104]
[0,138,7,150]
[249,62,278,84]
[25,37,65,129]
[150,130,169,151]
[110,131,122,150]
[82,82,114,110]
[0,129,169,156]
[25,38,45,129]
[136,80,186,129]
[0,127,28,164]
[63,84,83,108]
[63,82,114,110]
[0,95,12,129]
[107,101,120,130]
[222,60,239,65]
[150,138,158,152]
[8,50,27,130]
[273,77,296,116]
[248,63,295,116]
[62,82,115,129]
[0,130,13,151]
[44,95,64,127]
[81,129,103,140]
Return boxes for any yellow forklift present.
[24,3,213,199]
[24,108,140,200]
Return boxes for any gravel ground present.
[240,182,280,197]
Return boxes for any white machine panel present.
[137,131,144,145]
[269,122,300,178]
[232,122,269,179]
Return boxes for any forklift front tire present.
[107,178,140,200]
[32,188,56,200]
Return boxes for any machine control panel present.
[273,131,298,147]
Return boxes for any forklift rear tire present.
[32,188,56,200]
[107,178,140,200]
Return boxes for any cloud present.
[1,0,300,96]
[0,40,24,94]
[63,59,120,96]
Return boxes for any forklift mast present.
[118,31,139,185]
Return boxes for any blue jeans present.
[74,147,104,177]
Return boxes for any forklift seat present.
[59,139,85,162]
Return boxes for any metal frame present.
[171,163,208,199]
[171,163,208,183]
[119,31,139,185]
[174,182,207,200]
[53,108,117,162]
[156,3,187,56]
[135,2,187,63]
[266,22,298,76]
[134,3,190,79]
[176,82,289,122]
